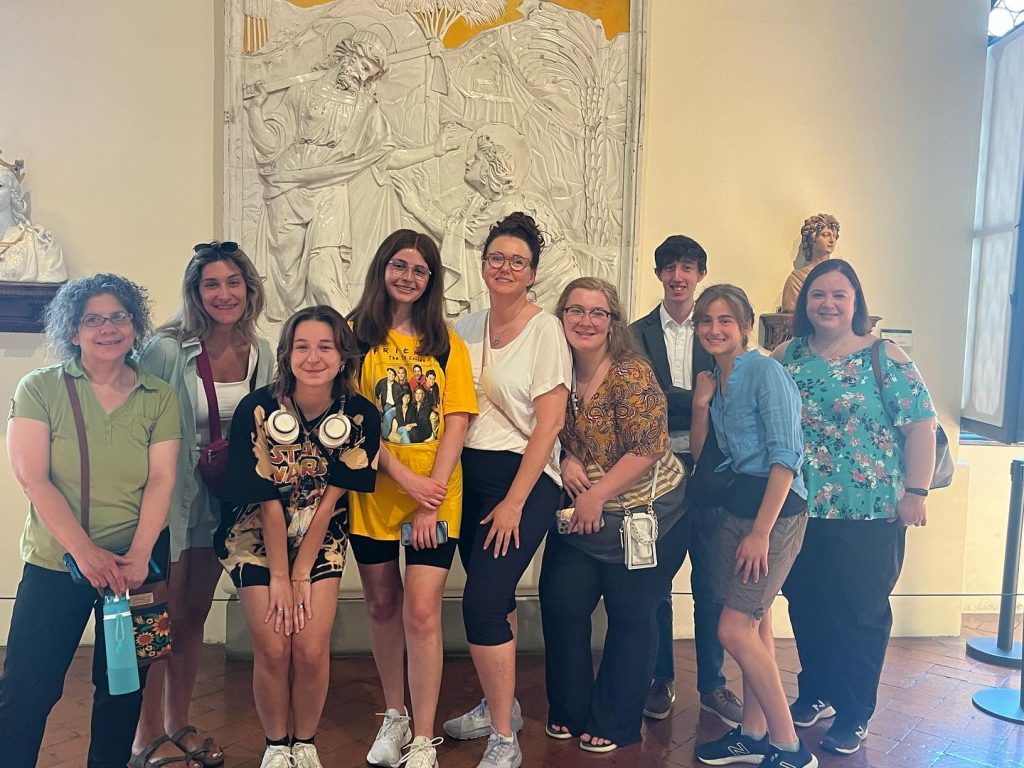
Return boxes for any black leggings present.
[459,448,561,646]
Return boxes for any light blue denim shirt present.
[709,349,807,500]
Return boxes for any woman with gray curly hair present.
[0,273,183,768]
[781,213,840,312]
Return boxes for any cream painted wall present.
[0,0,218,641]
[0,0,993,643]
[960,445,1024,613]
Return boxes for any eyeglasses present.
[388,259,431,281]
[193,241,239,256]
[80,311,134,328]
[483,252,531,272]
[562,306,614,322]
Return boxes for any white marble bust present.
[0,157,67,283]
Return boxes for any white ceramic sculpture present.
[0,155,68,283]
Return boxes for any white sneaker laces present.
[397,737,443,767]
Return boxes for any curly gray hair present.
[43,273,153,360]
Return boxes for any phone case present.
[400,520,449,546]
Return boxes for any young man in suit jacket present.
[630,235,743,727]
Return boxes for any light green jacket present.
[140,333,274,560]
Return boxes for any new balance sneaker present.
[259,744,295,768]
[443,698,523,741]
[763,741,818,768]
[695,727,770,765]
[820,721,868,755]
[700,687,745,728]
[643,679,676,720]
[367,708,413,767]
[291,742,322,768]
[476,731,522,768]
[789,697,835,728]
[397,736,443,768]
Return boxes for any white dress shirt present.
[660,302,695,453]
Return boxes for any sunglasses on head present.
[193,241,239,256]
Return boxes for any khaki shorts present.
[716,511,807,620]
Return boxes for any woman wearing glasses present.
[446,212,572,768]
[348,230,478,768]
[2,275,181,768]
[541,277,688,754]
[133,242,273,766]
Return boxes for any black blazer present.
[629,304,714,432]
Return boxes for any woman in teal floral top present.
[772,259,936,757]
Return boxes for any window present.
[962,23,1024,443]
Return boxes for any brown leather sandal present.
[168,726,225,768]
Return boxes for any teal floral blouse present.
[780,337,936,520]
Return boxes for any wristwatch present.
[904,487,929,497]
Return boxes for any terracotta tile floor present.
[6,615,1022,768]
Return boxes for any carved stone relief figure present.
[0,155,67,283]
[245,29,460,320]
[781,212,840,312]
[392,122,584,316]
[224,0,643,324]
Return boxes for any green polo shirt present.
[9,357,181,571]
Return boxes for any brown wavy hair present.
[348,229,450,359]
[693,284,756,349]
[554,276,642,364]
[155,243,265,344]
[270,306,360,401]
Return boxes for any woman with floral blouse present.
[773,259,937,757]
[541,277,688,754]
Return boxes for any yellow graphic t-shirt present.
[350,327,478,539]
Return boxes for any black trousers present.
[782,517,906,727]
[460,448,562,646]
[652,504,726,692]
[0,563,152,768]
[540,517,689,746]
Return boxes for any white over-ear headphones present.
[264,398,351,449]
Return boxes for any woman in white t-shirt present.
[445,212,572,768]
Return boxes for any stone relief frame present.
[223,0,646,325]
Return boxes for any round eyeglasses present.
[483,252,531,272]
[387,259,431,281]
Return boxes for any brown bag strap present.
[63,372,90,533]
[196,342,222,443]
[481,313,531,442]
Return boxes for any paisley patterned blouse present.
[561,357,684,511]
[780,337,936,520]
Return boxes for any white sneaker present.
[397,735,442,768]
[291,742,322,768]
[443,698,524,740]
[476,732,522,768]
[367,707,413,767]
[259,744,295,768]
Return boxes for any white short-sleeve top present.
[455,309,573,484]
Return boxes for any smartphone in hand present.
[400,520,449,547]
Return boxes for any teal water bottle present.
[102,591,139,695]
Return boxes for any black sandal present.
[129,736,202,767]
[168,726,225,768]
